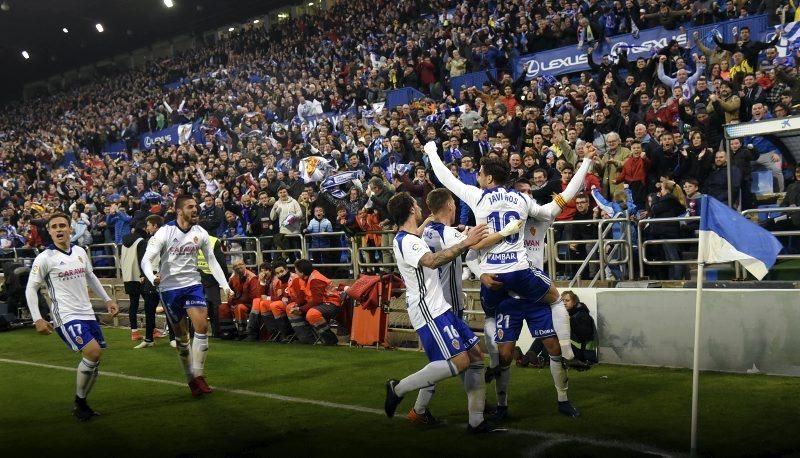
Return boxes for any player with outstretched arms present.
[408,188,523,425]
[383,191,520,433]
[141,195,233,397]
[25,213,120,421]
[425,141,594,419]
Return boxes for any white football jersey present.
[524,214,556,271]
[27,246,101,327]
[428,148,592,274]
[142,221,227,292]
[393,231,450,330]
[422,222,466,313]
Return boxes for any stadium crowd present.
[1,0,799,283]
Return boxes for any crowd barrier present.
[78,211,796,282]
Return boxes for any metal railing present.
[636,216,700,280]
[548,213,634,284]
[303,232,354,271]
[0,247,40,266]
[258,234,305,264]
[78,208,797,283]
[354,230,397,271]
[87,243,120,277]
[223,236,262,270]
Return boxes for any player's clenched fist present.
[423,141,438,157]
[34,319,53,335]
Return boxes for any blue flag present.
[698,196,782,280]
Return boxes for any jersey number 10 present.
[487,211,520,243]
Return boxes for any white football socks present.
[395,360,456,397]
[483,317,499,369]
[495,364,511,407]
[413,385,436,414]
[76,357,98,399]
[460,361,486,427]
[176,337,194,382]
[550,355,569,402]
[550,299,574,360]
[192,332,208,377]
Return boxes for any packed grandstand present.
[0,0,798,283]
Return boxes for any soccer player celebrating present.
[25,213,120,421]
[384,191,518,433]
[408,188,522,425]
[425,141,594,419]
[141,195,233,397]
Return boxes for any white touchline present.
[0,358,676,457]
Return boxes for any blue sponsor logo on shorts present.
[486,252,518,264]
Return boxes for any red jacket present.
[228,269,261,307]
[614,155,650,184]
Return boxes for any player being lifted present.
[425,141,594,419]
[141,195,233,397]
[408,188,523,424]
[383,191,520,433]
[25,213,120,421]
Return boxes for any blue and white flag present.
[774,21,800,58]
[698,196,782,280]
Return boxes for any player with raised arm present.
[383,192,518,433]
[425,141,594,419]
[25,213,119,421]
[141,195,233,397]
[518,145,597,369]
[409,188,523,425]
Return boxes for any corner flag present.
[698,195,782,280]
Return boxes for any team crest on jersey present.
[451,339,461,350]
[31,265,39,275]
[193,236,199,245]
[74,336,83,345]
[412,243,421,251]
[497,329,505,340]
[529,226,537,236]
[78,256,83,263]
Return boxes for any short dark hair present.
[175,195,195,210]
[480,157,510,185]
[145,214,164,227]
[387,192,417,226]
[532,167,548,177]
[561,164,575,173]
[259,262,272,272]
[684,178,700,187]
[272,259,287,271]
[294,259,314,276]
[426,188,453,214]
[47,213,70,227]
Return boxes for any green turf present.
[1,328,798,457]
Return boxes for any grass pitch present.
[1,327,799,457]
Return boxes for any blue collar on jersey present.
[395,230,414,259]
[47,243,72,256]
[167,219,193,234]
[426,221,446,240]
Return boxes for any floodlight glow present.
[228,27,234,32]
[308,2,314,6]
[163,0,174,7]
[95,23,104,32]
[253,19,259,24]
[62,27,69,33]
[21,50,29,59]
